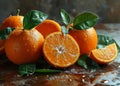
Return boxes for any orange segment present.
[90,43,118,64]
[35,19,61,38]
[43,32,80,68]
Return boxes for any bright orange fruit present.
[0,16,23,30]
[5,28,44,64]
[0,15,23,55]
[43,32,80,68]
[69,26,98,55]
[35,19,61,38]
[90,43,118,64]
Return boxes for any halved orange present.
[43,32,80,68]
[90,43,118,64]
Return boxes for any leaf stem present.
[17,9,20,16]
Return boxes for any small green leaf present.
[97,35,120,53]
[60,9,71,26]
[35,69,61,74]
[23,10,48,30]
[73,12,99,30]
[86,58,100,70]
[0,27,14,40]
[77,54,88,69]
[61,26,68,36]
[77,54,100,69]
[18,64,36,76]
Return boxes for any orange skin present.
[5,28,44,64]
[69,27,98,55]
[0,16,23,30]
[35,19,61,38]
[43,32,80,68]
[0,15,23,55]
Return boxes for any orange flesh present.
[43,32,80,68]
[90,43,118,64]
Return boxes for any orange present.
[69,26,98,55]
[0,15,23,55]
[0,16,23,30]
[5,28,44,64]
[90,43,118,64]
[43,32,80,68]
[35,19,61,38]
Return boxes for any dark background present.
[0,0,120,24]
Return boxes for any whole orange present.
[0,16,23,30]
[69,27,98,55]
[5,28,44,64]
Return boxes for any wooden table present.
[0,24,120,86]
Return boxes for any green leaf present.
[97,35,120,53]
[77,54,100,69]
[23,10,48,30]
[73,12,99,30]
[61,26,68,36]
[18,64,36,76]
[35,69,61,74]
[60,9,71,26]
[18,63,61,76]
[0,27,14,40]
[77,54,88,69]
[86,57,100,70]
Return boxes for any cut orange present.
[90,43,118,64]
[43,32,80,68]
[35,19,61,38]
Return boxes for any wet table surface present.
[0,23,120,86]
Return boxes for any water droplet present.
[101,80,109,84]
[69,79,72,82]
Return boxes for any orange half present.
[90,43,118,64]
[43,32,80,68]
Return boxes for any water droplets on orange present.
[5,28,44,64]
